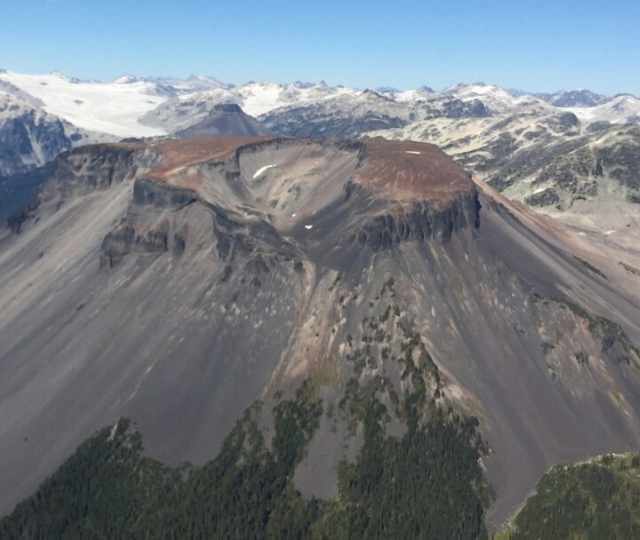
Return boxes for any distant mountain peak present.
[537,89,608,108]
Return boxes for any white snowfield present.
[0,71,168,138]
[235,81,358,117]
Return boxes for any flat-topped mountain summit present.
[1,136,639,535]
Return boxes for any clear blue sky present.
[2,0,639,94]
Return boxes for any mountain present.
[260,90,417,138]
[445,83,552,115]
[1,69,639,257]
[535,89,609,108]
[0,88,112,178]
[369,108,640,232]
[174,103,269,138]
[568,94,640,124]
[139,80,361,134]
[0,92,71,177]
[1,136,639,536]
[260,89,491,139]
[376,84,436,101]
[3,70,635,138]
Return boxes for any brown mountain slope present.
[0,136,639,528]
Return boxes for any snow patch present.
[253,164,276,179]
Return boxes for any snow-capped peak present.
[113,74,143,84]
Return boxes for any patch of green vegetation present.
[500,453,640,540]
[1,379,489,540]
[0,418,183,539]
[329,295,489,539]
[0,388,324,540]
[1,289,493,540]
[321,382,489,540]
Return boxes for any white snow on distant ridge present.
[1,70,637,140]
[0,71,167,137]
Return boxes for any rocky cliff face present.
[0,105,71,177]
[0,136,639,533]
[0,91,116,182]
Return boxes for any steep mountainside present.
[0,87,110,178]
[0,90,111,177]
[1,136,640,535]
[174,104,268,138]
[0,93,70,177]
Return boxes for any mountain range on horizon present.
[3,67,638,100]
[2,70,639,148]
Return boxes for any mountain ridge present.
[1,136,639,532]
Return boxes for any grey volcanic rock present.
[0,136,640,534]
[354,193,479,250]
[174,104,268,138]
[1,140,143,226]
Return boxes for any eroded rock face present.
[0,110,71,177]
[0,136,639,532]
[354,193,479,250]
